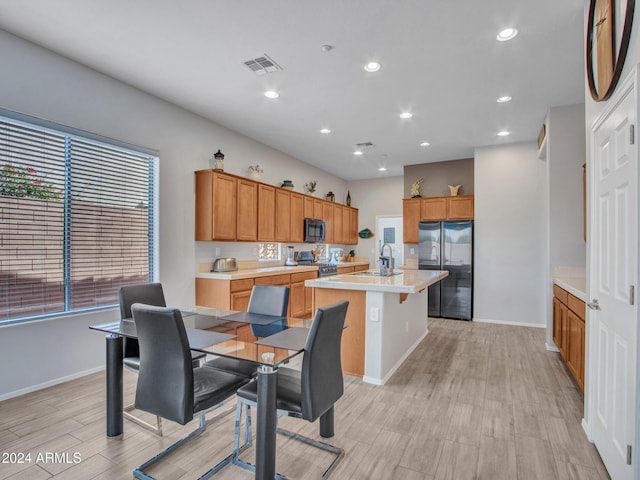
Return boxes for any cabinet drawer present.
[568,294,585,321]
[255,274,290,285]
[553,285,568,305]
[291,271,317,283]
[337,266,355,274]
[354,264,369,272]
[230,278,254,293]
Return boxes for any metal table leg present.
[255,365,277,480]
[106,333,123,438]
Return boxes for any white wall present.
[346,176,404,266]
[474,142,547,326]
[0,29,347,398]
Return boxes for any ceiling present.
[0,0,586,180]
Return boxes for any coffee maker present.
[285,246,298,266]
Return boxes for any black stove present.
[297,260,337,277]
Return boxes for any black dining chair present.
[203,284,290,379]
[118,283,206,435]
[130,303,250,480]
[231,300,349,479]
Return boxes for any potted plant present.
[304,180,317,195]
[247,164,263,180]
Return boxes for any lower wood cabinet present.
[552,284,585,390]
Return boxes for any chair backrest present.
[248,285,290,338]
[118,283,166,359]
[247,284,289,316]
[300,300,349,422]
[131,304,194,425]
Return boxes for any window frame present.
[0,109,159,326]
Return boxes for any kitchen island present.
[306,269,447,385]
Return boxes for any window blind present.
[0,116,156,323]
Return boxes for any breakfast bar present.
[306,269,447,384]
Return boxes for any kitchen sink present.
[349,270,402,277]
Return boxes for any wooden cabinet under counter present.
[552,284,585,390]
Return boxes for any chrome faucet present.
[379,243,394,276]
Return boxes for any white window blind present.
[0,116,157,324]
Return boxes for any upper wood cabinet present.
[403,199,421,244]
[447,195,474,219]
[275,189,291,242]
[403,195,475,244]
[195,170,237,241]
[236,178,258,241]
[290,192,305,243]
[258,184,275,241]
[421,197,447,221]
[323,202,334,244]
[333,204,344,244]
[195,170,359,244]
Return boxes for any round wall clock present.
[586,0,635,102]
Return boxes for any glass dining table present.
[89,306,313,480]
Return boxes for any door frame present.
[585,64,640,477]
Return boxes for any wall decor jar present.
[212,149,225,171]
[281,180,294,190]
[326,191,335,202]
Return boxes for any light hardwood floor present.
[0,318,609,479]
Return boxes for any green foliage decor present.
[0,163,61,200]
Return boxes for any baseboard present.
[473,317,546,329]
[363,328,429,386]
[545,342,560,352]
[581,418,593,442]
[0,366,105,401]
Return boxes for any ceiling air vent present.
[356,142,375,148]
[243,54,282,75]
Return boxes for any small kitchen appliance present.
[211,257,237,272]
[285,246,298,266]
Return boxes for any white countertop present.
[553,276,587,302]
[552,266,586,301]
[196,262,370,280]
[305,269,448,294]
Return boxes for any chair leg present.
[133,401,240,480]
[124,403,163,436]
[231,399,343,480]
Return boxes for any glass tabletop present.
[89,306,312,368]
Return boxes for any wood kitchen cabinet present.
[290,271,316,318]
[195,170,237,241]
[447,195,474,219]
[236,178,258,241]
[552,284,585,390]
[290,192,304,243]
[275,189,291,242]
[323,202,334,244]
[403,199,421,244]
[258,184,276,241]
[195,169,359,244]
[421,197,447,221]
[333,204,343,244]
[403,195,475,243]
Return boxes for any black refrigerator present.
[418,220,473,320]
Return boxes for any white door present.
[590,74,637,480]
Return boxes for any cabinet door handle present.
[587,299,601,310]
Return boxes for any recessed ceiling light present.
[496,28,518,42]
[378,167,387,172]
[320,128,331,134]
[420,142,431,147]
[353,150,364,156]
[364,61,381,72]
[264,90,279,99]
[496,95,512,103]
[399,112,413,119]
[497,130,510,137]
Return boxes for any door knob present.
[587,299,601,310]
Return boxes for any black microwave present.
[304,218,326,243]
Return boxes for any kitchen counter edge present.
[553,276,587,302]
[196,261,370,280]
[305,270,448,293]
